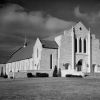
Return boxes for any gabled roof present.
[44,21,89,41]
[7,41,35,63]
[7,38,58,63]
[40,39,58,49]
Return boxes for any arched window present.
[74,38,77,53]
[84,39,86,53]
[79,38,82,53]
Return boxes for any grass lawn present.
[0,77,100,100]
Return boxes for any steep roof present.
[7,41,35,63]
[7,39,58,63]
[40,39,58,49]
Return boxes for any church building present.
[4,22,100,78]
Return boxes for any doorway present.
[76,59,83,71]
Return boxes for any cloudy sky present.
[0,0,100,63]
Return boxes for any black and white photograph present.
[0,0,100,100]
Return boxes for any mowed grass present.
[0,78,100,100]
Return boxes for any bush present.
[1,72,3,77]
[36,73,49,77]
[10,76,14,79]
[66,74,83,78]
[58,68,61,77]
[84,74,88,77]
[3,74,8,78]
[66,74,72,77]
[53,65,58,77]
[27,73,34,78]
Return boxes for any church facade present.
[55,22,91,77]
[55,22,100,76]
[4,22,100,78]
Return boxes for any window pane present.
[50,54,52,69]
[74,38,77,53]
[79,38,82,52]
[84,39,86,53]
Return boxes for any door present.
[76,59,83,71]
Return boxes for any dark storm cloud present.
[74,6,100,25]
[0,4,75,43]
[0,3,75,63]
[1,0,100,63]
[74,5,100,38]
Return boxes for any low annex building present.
[6,39,58,78]
[3,21,100,78]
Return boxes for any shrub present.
[58,68,61,77]
[66,74,72,77]
[1,72,3,77]
[53,65,58,77]
[84,74,88,77]
[27,73,34,78]
[3,74,8,78]
[36,73,49,77]
[66,74,83,78]
[10,76,14,79]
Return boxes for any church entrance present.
[76,59,83,71]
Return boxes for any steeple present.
[23,33,27,48]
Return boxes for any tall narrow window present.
[37,48,38,58]
[84,39,86,53]
[50,54,52,69]
[75,38,77,53]
[79,38,82,53]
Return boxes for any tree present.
[53,65,58,77]
[58,68,61,77]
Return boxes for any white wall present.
[55,35,62,69]
[6,58,33,75]
[33,38,42,70]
